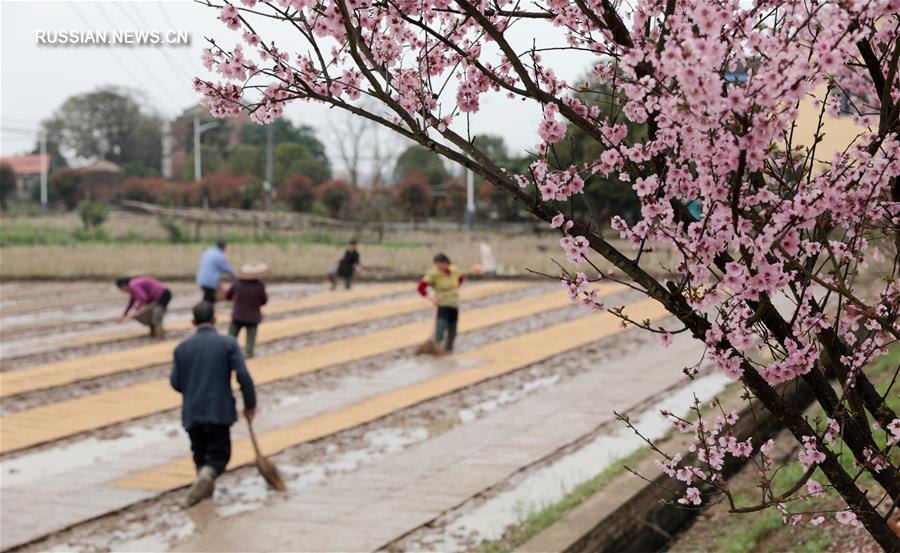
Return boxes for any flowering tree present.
[196,0,899,547]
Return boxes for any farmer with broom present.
[417,253,463,354]
[115,275,172,339]
[171,301,257,507]
[196,240,236,303]
[225,261,269,358]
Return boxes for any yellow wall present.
[791,84,863,161]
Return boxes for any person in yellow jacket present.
[417,253,464,353]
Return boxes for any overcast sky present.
[0,0,592,177]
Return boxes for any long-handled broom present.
[247,420,286,491]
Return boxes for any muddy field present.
[0,278,720,552]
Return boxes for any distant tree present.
[121,161,159,179]
[477,180,525,221]
[470,135,530,221]
[200,172,247,208]
[274,142,330,186]
[355,183,397,241]
[396,173,433,221]
[46,169,84,209]
[436,178,467,219]
[30,139,67,170]
[393,145,448,187]
[280,174,318,212]
[226,144,264,177]
[0,163,15,210]
[179,115,232,166]
[181,146,225,182]
[239,119,329,164]
[320,179,354,219]
[77,200,110,234]
[42,86,162,173]
[121,177,172,204]
[237,177,265,210]
[239,120,331,184]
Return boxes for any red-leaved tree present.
[396,173,433,221]
[280,174,319,212]
[195,1,899,547]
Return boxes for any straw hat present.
[238,261,270,280]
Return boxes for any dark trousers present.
[158,288,172,308]
[328,271,353,289]
[229,320,259,356]
[201,286,217,303]
[434,306,459,351]
[187,424,231,475]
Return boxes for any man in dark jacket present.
[171,302,257,507]
[327,239,362,290]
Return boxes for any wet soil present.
[11,315,661,553]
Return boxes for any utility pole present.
[264,124,273,210]
[193,116,202,182]
[466,166,475,230]
[39,131,48,211]
[161,120,172,179]
[193,115,220,209]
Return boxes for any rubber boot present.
[184,465,217,507]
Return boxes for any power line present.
[70,2,183,115]
[1,126,41,135]
[155,0,204,76]
[113,1,196,86]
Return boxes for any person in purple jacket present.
[225,262,269,358]
[116,275,173,338]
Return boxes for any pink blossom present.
[538,104,566,143]
[887,418,900,445]
[218,4,241,30]
[659,331,673,347]
[560,235,589,265]
[806,479,825,497]
[798,436,826,470]
[550,213,565,229]
[835,510,859,527]
[824,418,841,445]
[678,486,702,506]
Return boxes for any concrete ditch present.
[516,379,815,553]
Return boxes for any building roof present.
[86,159,122,173]
[0,154,49,175]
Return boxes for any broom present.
[247,420,286,491]
[414,338,445,356]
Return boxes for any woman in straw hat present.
[224,261,269,358]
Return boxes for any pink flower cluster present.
[798,436,826,470]
[560,272,606,311]
[537,103,566,143]
[656,408,752,507]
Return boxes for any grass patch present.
[715,507,784,553]
[478,448,650,553]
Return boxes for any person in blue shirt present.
[171,301,257,507]
[196,240,236,302]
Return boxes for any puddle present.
[2,422,182,487]
[110,518,196,552]
[458,374,560,423]
[415,373,732,550]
